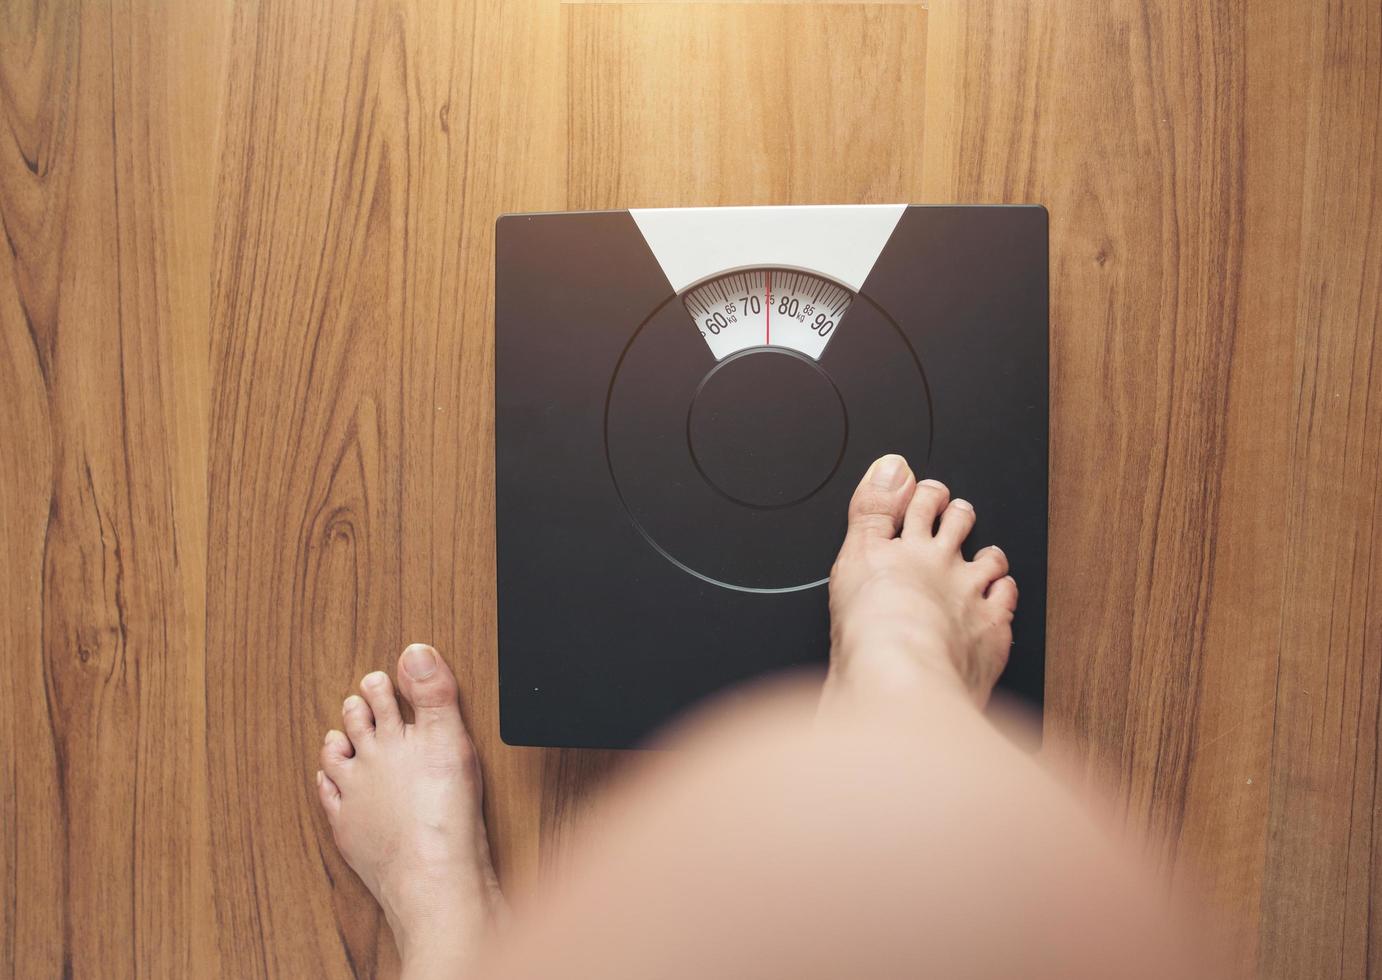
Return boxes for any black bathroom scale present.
[495,205,1048,748]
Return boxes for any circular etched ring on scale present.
[605,285,933,594]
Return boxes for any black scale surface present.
[495,205,1048,748]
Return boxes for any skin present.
[317,648,504,976]
[317,455,1212,979]
[823,454,1016,707]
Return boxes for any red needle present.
[765,270,771,345]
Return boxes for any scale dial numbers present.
[683,268,853,361]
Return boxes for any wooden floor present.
[1,0,1378,975]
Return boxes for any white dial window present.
[683,269,853,361]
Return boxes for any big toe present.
[396,644,465,737]
[846,455,916,541]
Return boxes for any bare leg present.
[316,456,1212,978]
[476,455,1212,978]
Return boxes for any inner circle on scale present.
[604,268,932,594]
[687,348,847,509]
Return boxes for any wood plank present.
[205,0,564,974]
[927,0,1251,835]
[923,1,1382,973]
[0,0,227,975]
[565,1,928,211]
[1249,4,1381,975]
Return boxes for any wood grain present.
[923,1,1382,973]
[0,0,223,975]
[204,1,563,974]
[1,0,1378,976]
[565,2,928,210]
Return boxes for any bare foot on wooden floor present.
[316,644,504,979]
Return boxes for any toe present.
[846,455,916,541]
[395,644,467,739]
[971,545,1009,586]
[321,729,353,776]
[935,498,976,551]
[315,770,341,816]
[341,694,374,744]
[986,574,1019,612]
[902,479,950,539]
[359,670,403,737]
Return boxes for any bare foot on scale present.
[316,644,504,978]
[825,453,1019,708]
[312,455,1016,978]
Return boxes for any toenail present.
[919,479,946,491]
[868,455,908,490]
[402,644,437,679]
[952,499,974,511]
[987,545,1004,556]
[363,671,388,689]
[344,695,363,711]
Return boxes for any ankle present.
[391,871,506,977]
[832,606,972,691]
[394,910,496,980]
[400,942,477,980]
[824,640,975,712]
